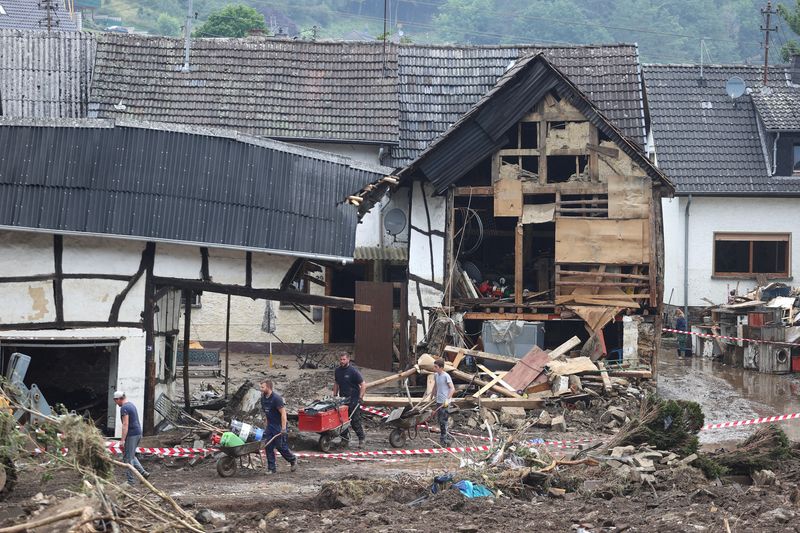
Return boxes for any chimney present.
[792,54,800,85]
[248,28,266,37]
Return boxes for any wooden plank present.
[472,372,505,397]
[362,396,547,409]
[450,368,521,398]
[557,295,639,308]
[494,164,524,217]
[586,143,619,158]
[556,294,650,301]
[557,280,647,288]
[463,312,555,320]
[557,269,650,281]
[451,348,466,370]
[554,218,650,264]
[502,346,550,391]
[454,186,494,197]
[364,367,418,390]
[597,361,613,393]
[444,345,520,366]
[355,281,393,371]
[515,221,523,304]
[548,336,581,359]
[476,364,516,393]
[608,174,650,219]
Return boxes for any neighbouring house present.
[644,63,800,318]
[3,29,672,372]
[0,118,389,434]
[0,0,81,31]
[358,52,674,371]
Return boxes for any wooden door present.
[354,281,394,371]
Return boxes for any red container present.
[792,354,800,373]
[298,405,349,433]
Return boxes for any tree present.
[193,4,267,38]
[155,13,181,36]
[778,0,800,61]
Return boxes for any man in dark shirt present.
[113,391,149,485]
[333,353,366,447]
[260,380,297,474]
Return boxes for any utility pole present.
[382,0,388,77]
[38,0,58,32]
[181,0,193,72]
[761,1,778,85]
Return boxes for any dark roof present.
[400,53,670,194]
[89,35,399,145]
[394,43,647,165]
[0,0,79,31]
[0,29,95,118]
[750,86,800,131]
[643,64,800,195]
[0,119,391,260]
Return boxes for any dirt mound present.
[315,475,422,509]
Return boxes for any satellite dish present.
[726,76,746,99]
[383,208,407,236]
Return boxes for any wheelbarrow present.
[298,399,351,452]
[383,401,436,448]
[215,433,281,477]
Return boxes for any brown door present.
[354,281,394,371]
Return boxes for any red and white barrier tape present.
[702,412,800,431]
[663,327,800,347]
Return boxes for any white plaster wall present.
[0,327,146,438]
[663,196,800,307]
[0,280,56,323]
[0,231,53,276]
[250,253,294,289]
[408,181,447,285]
[153,243,203,280]
[356,189,412,248]
[62,236,144,275]
[186,285,325,344]
[62,278,129,322]
[207,248,247,286]
[292,141,383,166]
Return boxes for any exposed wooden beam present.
[152,276,368,311]
[463,312,557,321]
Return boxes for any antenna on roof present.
[181,0,193,72]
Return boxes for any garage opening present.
[0,339,119,436]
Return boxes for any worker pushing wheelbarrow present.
[383,400,437,448]
[213,432,281,477]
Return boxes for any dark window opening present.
[714,234,790,277]
[520,122,538,149]
[793,144,800,174]
[547,155,577,183]
[521,156,538,173]
[502,124,518,150]
[180,292,201,308]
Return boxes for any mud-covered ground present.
[4,345,800,532]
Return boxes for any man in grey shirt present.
[432,358,455,446]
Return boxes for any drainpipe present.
[683,195,692,319]
[772,132,780,175]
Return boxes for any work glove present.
[443,401,450,408]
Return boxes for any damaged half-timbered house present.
[0,118,390,435]
[358,52,674,371]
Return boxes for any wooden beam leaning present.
[361,395,544,409]
[152,276,367,311]
[364,367,418,390]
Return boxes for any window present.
[180,292,202,308]
[713,233,790,277]
[279,279,309,309]
[793,145,800,175]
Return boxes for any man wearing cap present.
[113,391,149,484]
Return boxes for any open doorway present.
[327,263,366,343]
[0,339,119,435]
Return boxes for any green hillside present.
[82,0,793,64]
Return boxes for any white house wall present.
[0,231,53,276]
[662,196,800,307]
[62,236,144,275]
[0,280,56,323]
[62,279,129,322]
[406,181,447,342]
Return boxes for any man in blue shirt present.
[333,353,366,447]
[113,391,150,485]
[260,380,297,474]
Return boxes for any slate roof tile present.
[750,86,800,131]
[0,0,79,31]
[643,64,800,194]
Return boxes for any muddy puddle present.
[658,347,800,443]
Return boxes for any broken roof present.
[398,53,670,194]
[0,29,95,118]
[89,34,399,145]
[750,85,800,132]
[644,64,800,195]
[0,119,392,261]
[0,0,79,31]
[394,43,647,166]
